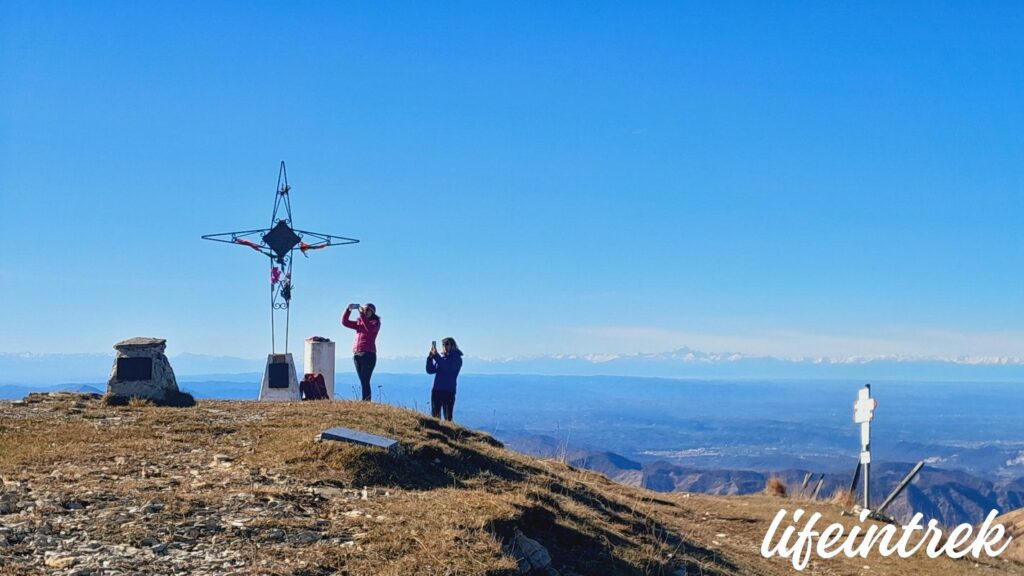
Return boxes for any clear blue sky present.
[2,1,1023,360]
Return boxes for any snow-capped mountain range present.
[3,346,1024,385]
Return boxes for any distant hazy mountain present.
[504,425,1024,527]
[0,383,104,399]
[4,347,1024,383]
[0,353,113,384]
[0,352,268,385]
[508,439,1024,527]
[469,348,1024,381]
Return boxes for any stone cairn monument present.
[106,337,194,406]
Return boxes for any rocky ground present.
[0,394,401,575]
[1,392,1022,575]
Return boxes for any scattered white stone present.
[510,530,554,575]
[44,555,78,569]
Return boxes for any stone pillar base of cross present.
[259,353,300,401]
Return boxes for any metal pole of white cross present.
[854,384,878,509]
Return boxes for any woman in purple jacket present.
[426,337,463,421]
[341,303,381,401]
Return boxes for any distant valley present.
[504,433,1024,528]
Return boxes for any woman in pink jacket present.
[341,303,381,401]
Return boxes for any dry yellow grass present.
[0,392,1021,576]
[127,396,154,408]
[829,488,855,509]
[763,477,787,498]
[997,508,1024,565]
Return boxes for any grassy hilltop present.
[0,393,1020,575]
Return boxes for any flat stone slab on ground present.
[320,427,401,453]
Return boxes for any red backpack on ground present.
[300,373,329,400]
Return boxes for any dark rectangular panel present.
[320,427,400,452]
[268,362,291,388]
[117,357,153,381]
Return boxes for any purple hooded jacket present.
[426,349,463,393]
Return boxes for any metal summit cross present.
[846,384,926,523]
[853,384,877,509]
[203,162,359,400]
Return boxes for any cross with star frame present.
[202,161,359,355]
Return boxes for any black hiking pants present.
[353,352,376,401]
[431,389,455,421]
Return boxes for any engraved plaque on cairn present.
[107,337,192,406]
